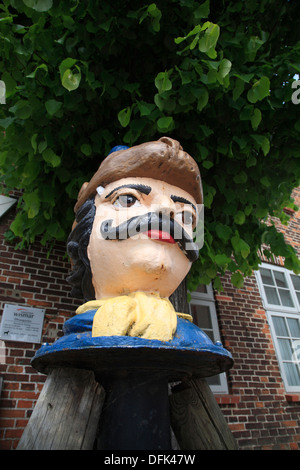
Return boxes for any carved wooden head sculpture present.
[67,137,203,341]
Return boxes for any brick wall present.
[0,188,299,450]
[0,191,81,449]
[215,187,300,450]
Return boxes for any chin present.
[89,238,191,299]
[121,239,191,296]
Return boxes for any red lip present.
[145,230,176,244]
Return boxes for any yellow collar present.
[76,292,193,321]
[76,291,192,342]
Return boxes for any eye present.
[113,194,141,208]
[181,211,195,226]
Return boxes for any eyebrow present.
[171,195,197,212]
[105,184,152,199]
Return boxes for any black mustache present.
[100,212,199,262]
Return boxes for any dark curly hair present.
[66,197,96,301]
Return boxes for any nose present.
[155,196,176,219]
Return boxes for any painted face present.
[87,177,199,299]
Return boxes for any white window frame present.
[189,284,229,394]
[255,263,300,393]
[255,263,300,313]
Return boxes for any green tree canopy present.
[0,0,300,290]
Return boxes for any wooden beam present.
[17,367,105,450]
[169,378,238,450]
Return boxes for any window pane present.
[283,362,300,386]
[205,330,215,342]
[274,271,288,288]
[265,286,280,305]
[260,268,274,285]
[273,316,289,337]
[278,339,293,360]
[191,304,212,329]
[287,318,300,338]
[206,375,221,386]
[291,275,300,291]
[278,289,294,308]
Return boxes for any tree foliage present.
[0,0,300,290]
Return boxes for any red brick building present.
[0,188,299,450]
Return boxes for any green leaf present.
[198,22,220,55]
[218,59,232,80]
[137,101,155,116]
[38,140,47,153]
[206,265,217,279]
[23,0,53,12]
[59,58,81,91]
[45,99,62,116]
[26,64,48,78]
[118,107,132,127]
[59,58,77,77]
[10,212,27,238]
[46,222,65,240]
[231,272,244,288]
[42,148,61,167]
[234,171,247,184]
[157,116,174,132]
[203,160,213,169]
[245,36,265,62]
[139,3,162,32]
[247,76,270,103]
[23,190,40,219]
[231,233,250,258]
[61,67,81,91]
[234,210,246,225]
[215,223,231,242]
[251,108,262,130]
[251,134,270,156]
[197,88,209,111]
[155,72,172,93]
[80,144,92,156]
[260,176,271,187]
[1,72,17,93]
[0,117,15,129]
[233,78,245,101]
[233,73,254,83]
[10,100,32,119]
[246,155,257,168]
[215,254,232,266]
[31,134,38,153]
[194,0,210,19]
[174,25,202,44]
[22,159,40,185]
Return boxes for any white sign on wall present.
[0,304,45,344]
[0,195,17,218]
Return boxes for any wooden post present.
[17,368,105,450]
[169,377,238,450]
[97,372,172,450]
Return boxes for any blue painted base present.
[32,310,233,380]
